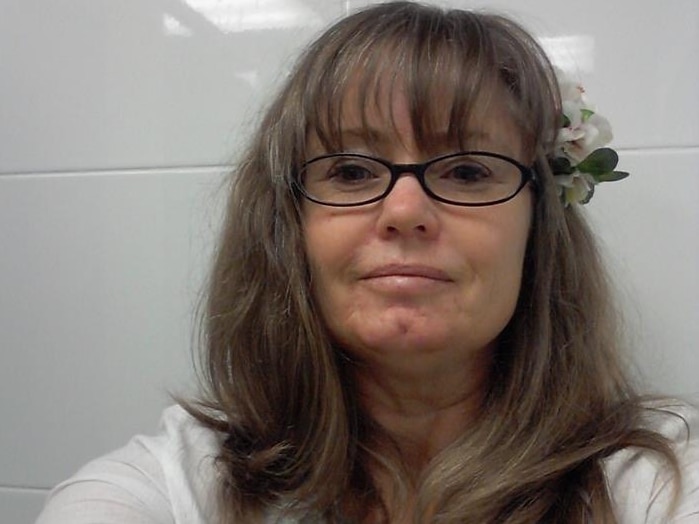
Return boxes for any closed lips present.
[362,265,452,281]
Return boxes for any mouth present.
[362,264,452,282]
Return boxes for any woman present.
[37,2,698,523]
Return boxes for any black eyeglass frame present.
[295,151,537,207]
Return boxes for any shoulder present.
[36,405,222,524]
[605,401,699,523]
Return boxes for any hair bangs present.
[300,7,518,158]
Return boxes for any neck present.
[351,346,491,473]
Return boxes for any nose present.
[375,171,440,239]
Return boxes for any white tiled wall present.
[1,1,697,521]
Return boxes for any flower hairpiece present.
[550,69,629,206]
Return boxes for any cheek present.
[466,236,526,324]
[302,208,361,303]
[304,211,344,271]
[498,221,530,277]
[472,203,532,306]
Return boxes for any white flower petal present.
[556,174,576,188]
[556,171,597,205]
[586,113,613,145]
[557,127,584,144]
[561,100,584,126]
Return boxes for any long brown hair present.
[184,3,680,522]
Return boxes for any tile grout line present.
[0,164,233,178]
[0,146,698,179]
[617,145,699,154]
[0,485,50,494]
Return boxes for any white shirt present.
[36,404,699,523]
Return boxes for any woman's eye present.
[444,163,491,183]
[328,164,375,183]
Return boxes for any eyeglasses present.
[296,151,535,207]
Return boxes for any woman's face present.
[302,85,533,372]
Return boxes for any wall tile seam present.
[0,485,49,494]
[617,146,699,154]
[1,146,698,179]
[0,165,230,179]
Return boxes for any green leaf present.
[580,108,595,122]
[549,155,574,175]
[597,170,629,183]
[577,148,619,175]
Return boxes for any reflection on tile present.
[178,0,326,32]
[0,168,226,487]
[539,35,595,74]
